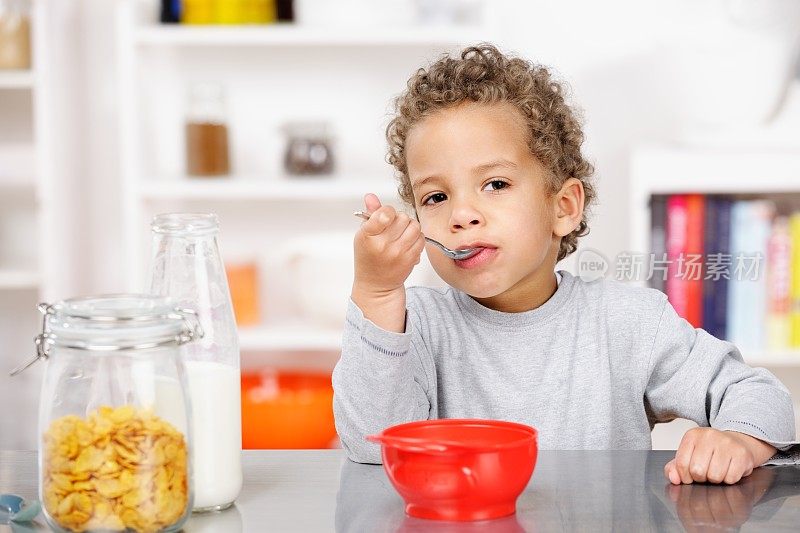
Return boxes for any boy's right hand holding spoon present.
[351,193,426,333]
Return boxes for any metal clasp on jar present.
[9,303,204,377]
[9,303,56,377]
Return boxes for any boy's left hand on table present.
[664,428,777,485]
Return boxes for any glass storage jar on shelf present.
[0,0,31,69]
[185,83,231,177]
[282,121,335,176]
[148,213,243,512]
[11,294,202,533]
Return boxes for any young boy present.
[332,44,798,485]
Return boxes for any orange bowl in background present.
[241,369,337,449]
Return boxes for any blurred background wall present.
[2,0,800,450]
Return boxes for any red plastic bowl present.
[366,419,538,522]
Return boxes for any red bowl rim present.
[367,418,538,453]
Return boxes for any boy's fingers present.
[411,235,426,263]
[675,440,696,484]
[382,212,413,243]
[724,459,747,485]
[687,445,713,483]
[664,460,681,485]
[396,218,422,250]
[364,193,382,214]
[361,206,397,236]
[706,453,732,484]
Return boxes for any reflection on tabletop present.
[336,451,800,533]
[334,458,531,533]
[0,501,244,533]
[183,503,243,533]
[652,465,800,532]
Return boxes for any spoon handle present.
[352,210,472,259]
[353,210,443,249]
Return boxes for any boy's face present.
[406,101,564,311]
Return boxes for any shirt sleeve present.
[644,296,799,454]
[332,298,436,464]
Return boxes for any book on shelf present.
[684,194,705,329]
[702,197,731,341]
[666,195,690,324]
[791,213,800,348]
[665,194,704,329]
[767,216,791,352]
[651,193,799,354]
[727,201,773,351]
[650,196,667,294]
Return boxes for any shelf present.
[744,351,800,368]
[0,179,36,191]
[0,143,36,183]
[236,325,800,363]
[0,70,34,89]
[0,269,39,290]
[238,323,342,351]
[631,144,800,195]
[139,177,399,201]
[135,24,489,47]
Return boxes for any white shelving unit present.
[135,24,488,47]
[630,142,800,368]
[0,69,34,88]
[238,324,342,352]
[0,0,63,450]
[0,269,40,290]
[138,176,399,201]
[116,0,493,356]
[0,0,49,302]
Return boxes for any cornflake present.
[42,405,188,533]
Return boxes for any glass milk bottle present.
[148,213,242,512]
[11,295,201,533]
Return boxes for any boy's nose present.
[448,201,484,230]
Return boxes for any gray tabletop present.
[2,449,800,532]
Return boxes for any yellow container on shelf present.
[247,0,277,24]
[182,0,215,24]
[182,0,276,25]
[215,0,246,24]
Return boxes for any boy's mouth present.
[453,243,498,268]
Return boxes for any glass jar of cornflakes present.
[12,294,202,533]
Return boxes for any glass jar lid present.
[10,294,203,376]
[281,121,333,141]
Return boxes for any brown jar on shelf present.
[0,0,31,70]
[185,83,231,177]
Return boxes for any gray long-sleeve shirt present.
[332,270,798,464]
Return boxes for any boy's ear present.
[553,177,585,238]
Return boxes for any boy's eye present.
[483,180,509,192]
[422,192,447,206]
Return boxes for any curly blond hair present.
[386,43,595,262]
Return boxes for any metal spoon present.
[353,211,481,260]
